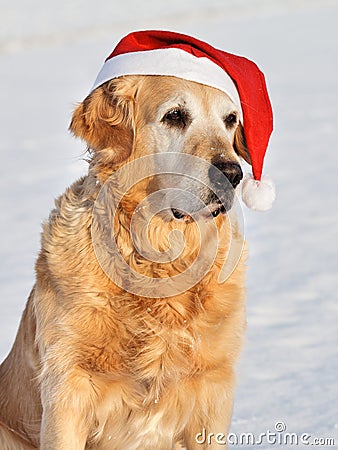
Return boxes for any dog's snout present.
[210,161,243,189]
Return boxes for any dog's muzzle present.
[171,161,243,222]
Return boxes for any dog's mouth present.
[171,201,226,222]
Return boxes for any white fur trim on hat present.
[91,48,243,119]
[241,173,276,211]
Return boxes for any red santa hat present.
[91,30,275,211]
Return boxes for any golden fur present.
[0,76,249,449]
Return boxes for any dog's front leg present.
[39,369,93,450]
[183,376,234,450]
[40,407,88,450]
[184,408,233,450]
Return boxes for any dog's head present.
[70,75,251,222]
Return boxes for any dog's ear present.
[69,78,136,165]
[234,122,251,165]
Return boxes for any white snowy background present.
[1,0,337,447]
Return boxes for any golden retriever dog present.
[0,74,251,449]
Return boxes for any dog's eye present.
[224,113,238,128]
[162,108,188,129]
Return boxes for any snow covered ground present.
[1,0,337,447]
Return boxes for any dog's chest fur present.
[81,291,211,396]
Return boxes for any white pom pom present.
[242,173,276,211]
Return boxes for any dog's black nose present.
[211,161,243,189]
